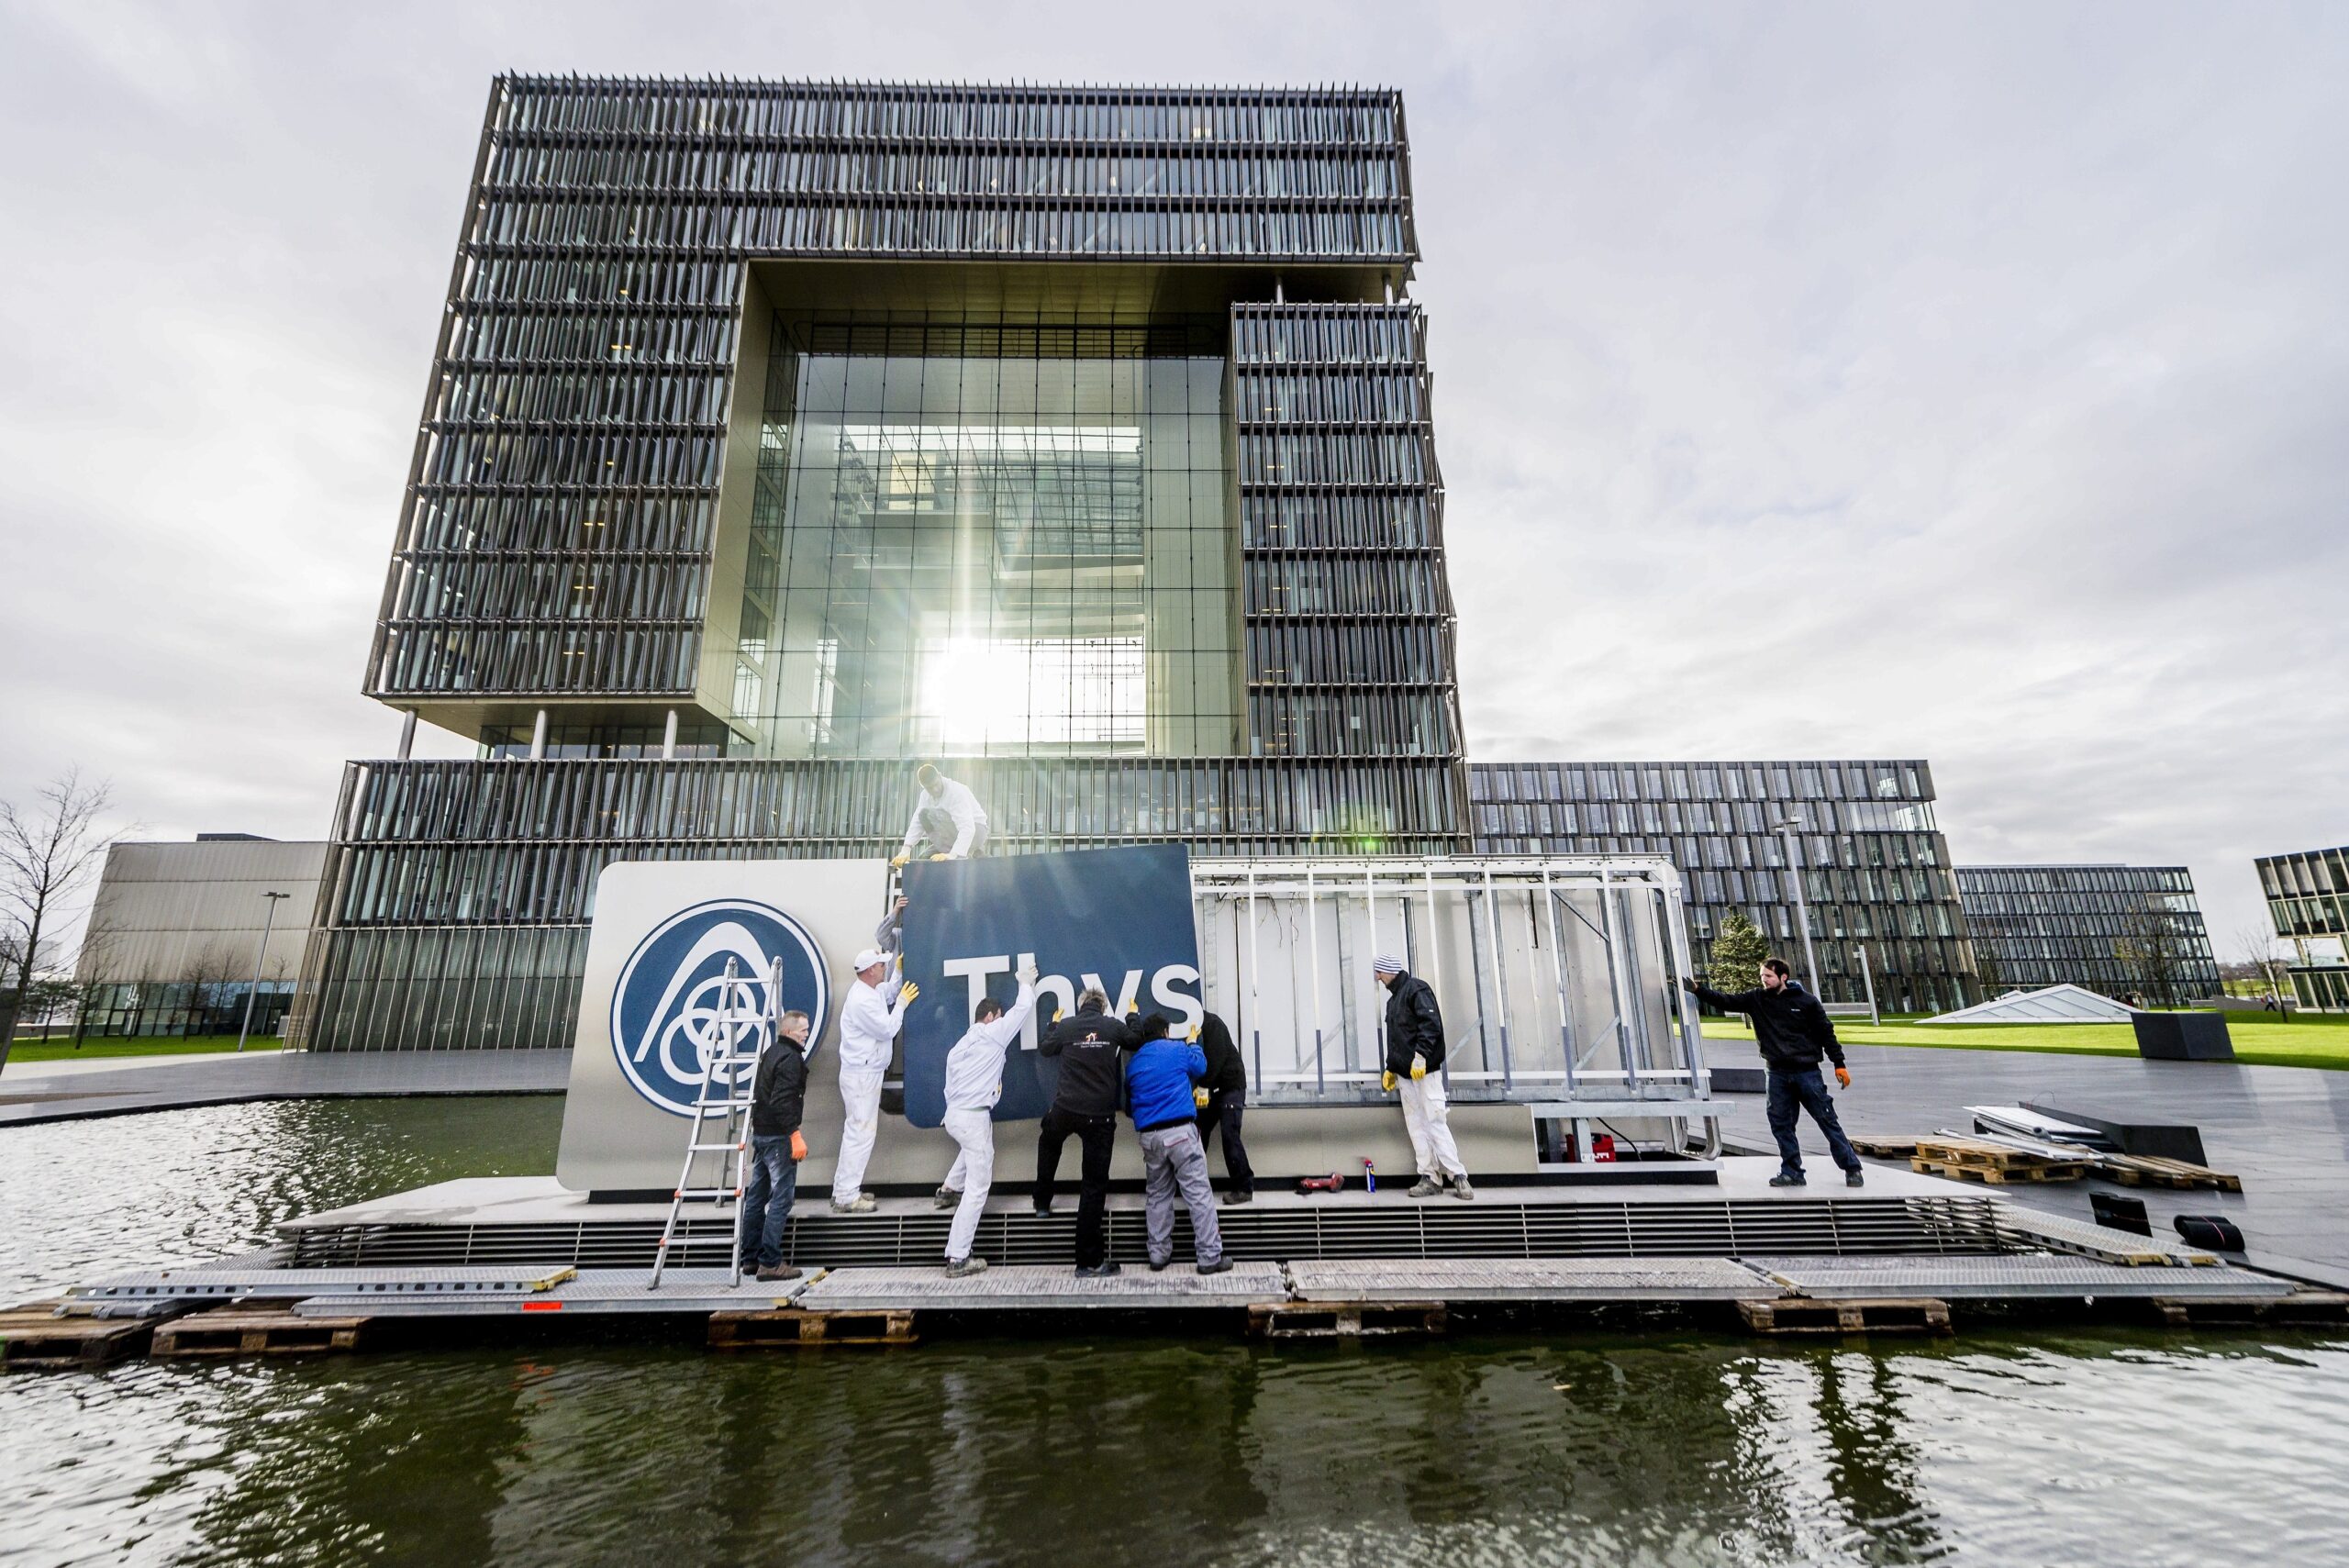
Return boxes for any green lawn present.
[1703,1012,2349,1072]
[3,1035,287,1063]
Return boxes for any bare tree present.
[2230,922,2291,1012]
[68,916,128,1046]
[179,942,234,1039]
[2112,894,2184,1010]
[0,771,118,1073]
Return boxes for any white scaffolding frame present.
[1189,855,1712,1113]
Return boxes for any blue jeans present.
[740,1133,798,1270]
[1766,1069,1860,1179]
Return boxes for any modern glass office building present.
[2255,844,2349,1011]
[1954,864,2220,1005]
[293,78,1466,1050]
[1469,760,1979,1013]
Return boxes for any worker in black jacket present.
[1685,958,1864,1187]
[1035,989,1131,1275]
[1192,1010,1254,1203]
[1374,953,1473,1200]
[740,1008,813,1282]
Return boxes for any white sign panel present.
[556,858,887,1194]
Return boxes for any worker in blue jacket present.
[1121,1013,1230,1274]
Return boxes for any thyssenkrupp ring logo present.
[608,897,830,1117]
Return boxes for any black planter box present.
[2132,1012,2235,1062]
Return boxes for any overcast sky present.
[1,1,2341,955]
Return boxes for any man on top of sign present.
[1375,952,1475,1201]
[829,948,918,1215]
[933,961,1041,1277]
[892,763,989,864]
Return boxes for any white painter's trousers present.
[941,1105,996,1262]
[1398,1073,1468,1181]
[831,1063,885,1203]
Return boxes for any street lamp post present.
[236,891,291,1053]
[1770,816,1823,997]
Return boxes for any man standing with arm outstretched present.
[830,948,918,1214]
[934,962,1040,1277]
[1683,957,1863,1188]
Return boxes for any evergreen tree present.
[1707,911,1772,995]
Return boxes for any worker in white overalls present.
[830,948,918,1214]
[894,763,990,864]
[933,962,1040,1277]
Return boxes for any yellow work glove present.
[1187,1025,1201,1042]
[1053,1008,1064,1024]
[930,852,951,862]
[891,851,910,868]
[1834,1066,1852,1089]
[1381,1070,1397,1093]
[898,980,920,1006]
[1194,1086,1211,1109]
[1409,1053,1427,1082]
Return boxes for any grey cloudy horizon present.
[1,0,2341,957]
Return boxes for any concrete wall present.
[79,840,328,987]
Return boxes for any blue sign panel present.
[608,898,832,1117]
[899,845,1201,1129]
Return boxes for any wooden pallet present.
[1914,1156,2089,1185]
[1,1303,155,1371]
[2151,1293,2349,1329]
[708,1308,918,1348]
[1736,1297,1952,1337]
[1914,1135,2087,1172]
[1849,1136,1920,1158]
[2098,1154,2243,1193]
[151,1309,369,1359]
[1248,1302,1448,1340]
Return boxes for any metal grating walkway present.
[284,1195,2011,1271]
[1286,1257,1778,1303]
[1742,1255,2294,1300]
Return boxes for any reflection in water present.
[2,1100,2345,1567]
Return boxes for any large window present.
[736,318,1240,758]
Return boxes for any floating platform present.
[11,1157,2335,1368]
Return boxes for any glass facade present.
[294,78,1468,1051]
[1954,864,2221,1005]
[739,317,1240,758]
[2255,844,2349,1011]
[1470,760,1979,1013]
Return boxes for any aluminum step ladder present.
[648,957,778,1289]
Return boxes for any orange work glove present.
[1833,1066,1851,1090]
[788,1129,807,1161]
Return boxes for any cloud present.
[0,1,2338,956]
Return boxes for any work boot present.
[1075,1261,1122,1279]
[1450,1177,1475,1200]
[1408,1176,1444,1197]
[831,1194,877,1214]
[1148,1256,1171,1273]
[755,1264,801,1283]
[1031,1202,1053,1218]
[1197,1257,1234,1275]
[1769,1172,1807,1188]
[1845,1168,1866,1188]
[933,1185,960,1209]
[945,1256,988,1278]
[1225,1189,1253,1205]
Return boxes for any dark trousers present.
[1196,1088,1254,1195]
[739,1133,798,1270]
[1766,1068,1860,1177]
[1036,1106,1117,1268]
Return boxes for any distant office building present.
[294,77,1467,1051]
[2255,844,2349,1012]
[76,838,326,1038]
[1954,864,2221,1006]
[1470,760,1977,1013]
